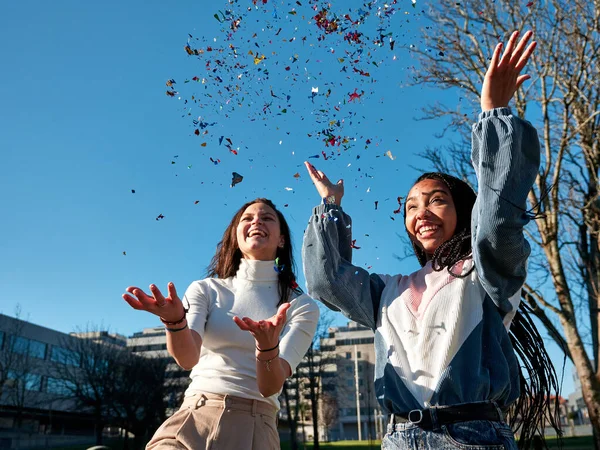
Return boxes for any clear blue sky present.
[0,0,575,395]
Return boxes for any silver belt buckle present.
[408,409,423,425]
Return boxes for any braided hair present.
[405,172,562,449]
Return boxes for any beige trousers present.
[146,392,280,450]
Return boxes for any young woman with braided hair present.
[303,30,560,449]
[123,198,318,450]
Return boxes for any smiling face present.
[236,202,284,261]
[405,178,458,258]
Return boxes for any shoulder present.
[289,293,320,314]
[183,277,233,299]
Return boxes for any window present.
[0,331,4,349]
[5,372,42,391]
[51,347,80,366]
[46,377,76,396]
[359,379,364,386]
[346,366,353,372]
[345,352,351,359]
[28,340,47,359]
[25,374,41,391]
[347,380,353,387]
[11,336,29,355]
[10,337,47,359]
[357,351,361,358]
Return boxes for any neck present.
[236,258,279,282]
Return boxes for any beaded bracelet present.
[160,310,187,326]
[256,349,280,372]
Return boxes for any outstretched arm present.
[302,162,387,330]
[472,31,540,313]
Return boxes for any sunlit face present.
[405,179,458,258]
[236,203,284,261]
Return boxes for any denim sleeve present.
[471,107,540,313]
[301,204,386,330]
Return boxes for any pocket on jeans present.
[442,421,505,449]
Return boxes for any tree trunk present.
[283,380,298,450]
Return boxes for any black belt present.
[390,402,503,431]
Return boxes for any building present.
[0,313,98,449]
[568,365,592,426]
[319,321,383,441]
[277,321,385,442]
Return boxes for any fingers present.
[304,161,320,181]
[167,282,179,304]
[487,42,503,75]
[514,40,537,72]
[122,293,146,310]
[515,74,531,90]
[275,303,291,327]
[233,316,252,331]
[498,31,519,67]
[124,286,156,308]
[149,284,167,308]
[509,30,534,67]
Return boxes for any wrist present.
[256,341,279,353]
[481,103,507,112]
[160,310,187,326]
[322,195,341,206]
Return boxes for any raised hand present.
[233,303,291,351]
[304,161,344,205]
[123,283,186,323]
[481,30,537,112]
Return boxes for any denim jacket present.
[302,107,540,415]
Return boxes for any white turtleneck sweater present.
[183,259,319,410]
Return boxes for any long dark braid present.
[405,172,562,448]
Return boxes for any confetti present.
[231,172,244,187]
[393,196,403,214]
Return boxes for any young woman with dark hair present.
[302,31,560,449]
[123,198,319,450]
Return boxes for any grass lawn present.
[52,435,594,449]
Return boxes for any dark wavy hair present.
[206,198,301,305]
[404,172,562,449]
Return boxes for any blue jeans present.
[382,420,518,449]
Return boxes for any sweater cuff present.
[312,203,345,215]
[478,107,512,121]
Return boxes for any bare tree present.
[319,393,338,442]
[0,308,44,446]
[0,308,27,403]
[112,353,174,450]
[409,0,600,446]
[282,379,300,450]
[305,312,335,448]
[51,328,124,445]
